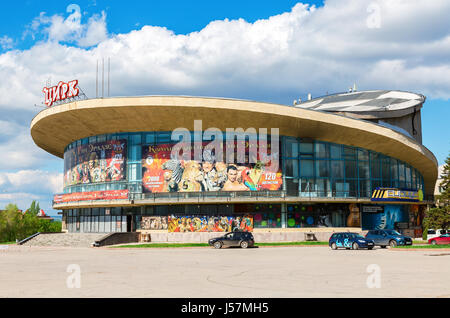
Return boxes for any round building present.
[30,91,438,242]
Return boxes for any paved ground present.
[0,245,449,298]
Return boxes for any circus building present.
[30,86,438,242]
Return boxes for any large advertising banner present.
[142,141,282,193]
[53,190,129,204]
[167,215,254,233]
[64,140,127,187]
[361,205,409,230]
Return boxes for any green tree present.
[423,207,450,232]
[0,204,21,242]
[437,153,450,207]
[0,201,61,243]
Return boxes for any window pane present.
[382,158,390,183]
[330,145,341,159]
[300,178,316,196]
[285,178,299,196]
[358,149,369,161]
[359,180,371,197]
[316,160,329,178]
[131,134,141,145]
[398,162,405,183]
[285,138,298,158]
[300,160,314,177]
[145,133,156,144]
[316,179,331,197]
[405,166,411,187]
[158,133,171,143]
[315,143,329,158]
[370,153,381,179]
[345,160,357,179]
[285,160,299,178]
[331,161,344,179]
[358,161,370,179]
[299,142,313,154]
[333,179,349,197]
[343,147,357,160]
[391,159,398,180]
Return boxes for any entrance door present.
[127,215,133,232]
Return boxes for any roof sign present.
[43,80,79,107]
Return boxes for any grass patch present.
[0,242,16,245]
[394,244,450,249]
[112,243,209,248]
[111,241,328,248]
[256,241,328,246]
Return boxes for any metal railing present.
[53,190,436,206]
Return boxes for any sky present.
[0,0,449,215]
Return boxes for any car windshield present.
[349,234,365,239]
[385,230,401,236]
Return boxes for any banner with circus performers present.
[64,140,127,187]
[167,215,254,233]
[142,141,282,193]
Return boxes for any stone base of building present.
[137,227,364,243]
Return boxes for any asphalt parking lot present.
[0,245,449,298]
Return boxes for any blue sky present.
[0,0,449,215]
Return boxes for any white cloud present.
[0,36,14,50]
[1,0,450,211]
[0,170,63,195]
[23,5,107,48]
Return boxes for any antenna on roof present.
[96,60,98,98]
[108,57,110,97]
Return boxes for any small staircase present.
[21,233,106,247]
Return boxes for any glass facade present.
[64,203,356,232]
[283,137,424,198]
[63,132,425,198]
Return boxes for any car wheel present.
[389,240,397,248]
[380,246,387,249]
[213,241,222,249]
[431,240,437,245]
[368,247,373,250]
[240,241,249,249]
[331,243,337,250]
[352,242,359,250]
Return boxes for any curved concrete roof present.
[296,90,425,118]
[30,96,438,195]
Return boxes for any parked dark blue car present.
[365,229,412,248]
[329,232,375,250]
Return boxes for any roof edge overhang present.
[30,96,438,196]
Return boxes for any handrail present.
[17,232,41,245]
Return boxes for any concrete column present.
[281,203,287,228]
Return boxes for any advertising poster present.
[53,190,129,204]
[361,205,409,230]
[64,140,127,187]
[140,216,168,230]
[142,141,282,193]
[167,215,254,233]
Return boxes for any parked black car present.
[209,231,255,249]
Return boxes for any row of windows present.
[66,216,126,233]
[63,133,425,197]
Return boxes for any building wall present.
[62,132,426,197]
